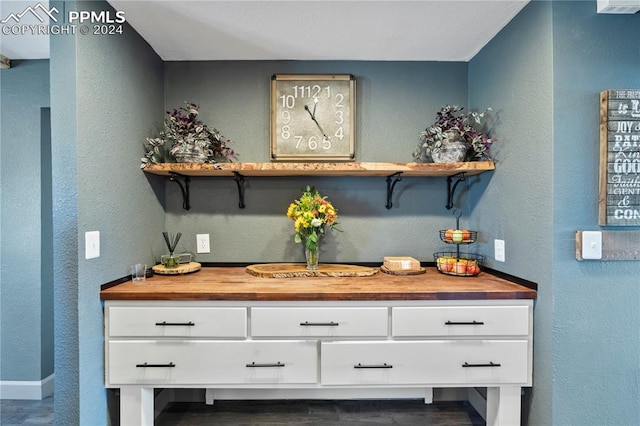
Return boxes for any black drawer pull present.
[155,321,195,326]
[354,363,393,369]
[462,361,501,368]
[299,321,339,326]
[245,362,285,368]
[445,320,484,325]
[135,362,175,368]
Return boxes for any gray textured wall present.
[469,2,554,425]
[551,1,640,424]
[0,60,52,381]
[163,61,477,264]
[50,1,165,424]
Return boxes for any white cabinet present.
[104,299,533,426]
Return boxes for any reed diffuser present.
[162,231,182,269]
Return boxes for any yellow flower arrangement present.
[286,186,339,251]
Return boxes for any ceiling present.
[1,0,530,62]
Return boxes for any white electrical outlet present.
[85,231,100,259]
[495,239,505,262]
[196,234,210,254]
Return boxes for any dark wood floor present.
[0,397,484,425]
[156,399,484,426]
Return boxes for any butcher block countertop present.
[100,266,536,301]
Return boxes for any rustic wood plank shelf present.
[142,161,495,211]
[143,161,494,177]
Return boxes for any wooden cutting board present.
[380,265,426,275]
[152,262,201,275]
[246,263,379,278]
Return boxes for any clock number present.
[291,85,322,99]
[322,137,332,150]
[335,110,344,125]
[281,125,291,140]
[282,110,290,124]
[293,136,332,151]
[324,86,331,98]
[280,94,295,109]
[335,126,344,141]
[308,136,318,150]
[335,93,345,108]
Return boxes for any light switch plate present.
[85,231,100,259]
[494,239,505,262]
[582,231,602,259]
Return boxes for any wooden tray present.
[246,263,379,278]
[380,265,426,275]
[152,262,201,275]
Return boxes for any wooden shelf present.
[142,161,495,211]
[142,161,495,178]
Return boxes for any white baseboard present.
[0,374,54,400]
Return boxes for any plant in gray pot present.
[141,102,236,167]
[413,105,494,163]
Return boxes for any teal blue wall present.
[50,1,165,424]
[470,1,640,424]
[0,60,53,382]
[551,1,640,424]
[469,2,554,424]
[163,61,472,264]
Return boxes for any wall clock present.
[271,74,355,161]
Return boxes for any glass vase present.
[305,246,319,270]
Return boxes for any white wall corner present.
[0,374,54,400]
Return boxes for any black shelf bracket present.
[232,172,246,209]
[169,172,191,211]
[385,172,403,209]
[446,172,466,210]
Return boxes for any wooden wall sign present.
[599,89,640,226]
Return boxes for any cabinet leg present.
[424,387,433,404]
[120,386,154,426]
[205,388,215,405]
[486,386,521,426]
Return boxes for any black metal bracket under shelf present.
[169,172,191,210]
[385,172,403,209]
[446,172,466,210]
[232,172,246,209]
[168,172,247,211]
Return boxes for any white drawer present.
[321,340,528,386]
[251,308,388,337]
[107,307,247,338]
[392,306,529,337]
[107,340,317,385]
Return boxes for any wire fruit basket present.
[439,229,477,244]
[434,252,485,277]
